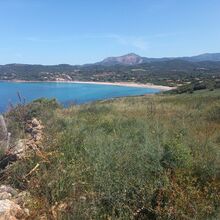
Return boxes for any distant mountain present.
[98,53,145,66]
[98,53,220,66]
[180,53,220,62]
[98,53,171,65]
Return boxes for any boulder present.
[0,199,24,220]
[0,186,29,219]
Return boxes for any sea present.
[0,82,160,112]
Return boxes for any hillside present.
[1,58,220,87]
[1,89,220,219]
[98,53,145,65]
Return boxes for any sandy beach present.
[6,80,175,91]
[71,81,174,91]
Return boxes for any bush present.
[5,98,61,142]
[160,140,192,170]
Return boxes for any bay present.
[0,82,160,112]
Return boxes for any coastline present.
[2,80,175,91]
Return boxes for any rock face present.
[0,115,10,153]
[100,53,145,65]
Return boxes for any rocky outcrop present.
[0,118,44,219]
[25,118,44,150]
[8,118,43,159]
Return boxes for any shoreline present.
[1,80,175,91]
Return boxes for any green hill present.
[1,59,220,87]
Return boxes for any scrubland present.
[3,90,220,219]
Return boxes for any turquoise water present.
[0,82,160,112]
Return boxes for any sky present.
[0,0,220,65]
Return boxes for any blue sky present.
[0,0,220,64]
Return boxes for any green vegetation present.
[5,98,60,145]
[3,90,220,219]
[168,78,220,94]
[0,59,220,87]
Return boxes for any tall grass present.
[4,90,220,219]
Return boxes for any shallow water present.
[0,82,160,112]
